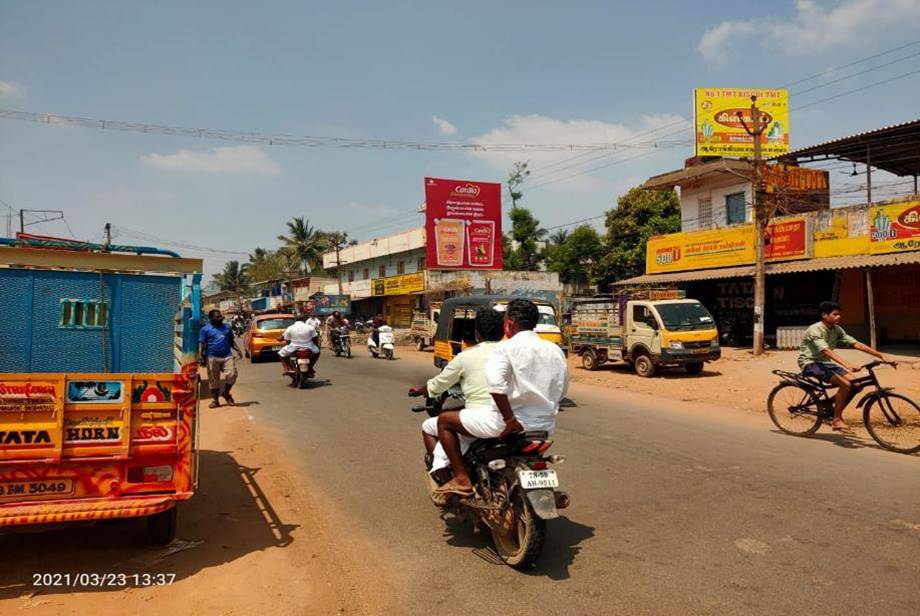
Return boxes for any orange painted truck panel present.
[0,367,197,526]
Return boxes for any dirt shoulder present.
[0,386,390,615]
[566,346,920,414]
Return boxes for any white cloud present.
[139,145,282,176]
[467,113,688,189]
[432,115,458,135]
[698,0,920,63]
[0,80,26,99]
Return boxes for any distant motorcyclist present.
[370,313,386,348]
[325,311,349,348]
[409,308,505,480]
[279,314,321,378]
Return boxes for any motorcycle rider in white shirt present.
[279,314,321,377]
[435,299,569,497]
[409,308,505,481]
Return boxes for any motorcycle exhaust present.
[554,491,571,509]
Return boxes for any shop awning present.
[778,118,920,177]
[614,251,920,286]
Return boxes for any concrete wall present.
[426,270,563,306]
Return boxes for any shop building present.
[623,119,920,348]
[323,227,563,327]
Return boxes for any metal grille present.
[0,270,32,372]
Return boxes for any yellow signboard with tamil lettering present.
[694,88,789,158]
[869,200,920,255]
[646,217,810,274]
[372,271,425,296]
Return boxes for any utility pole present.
[19,209,24,235]
[104,222,112,249]
[335,243,343,296]
[738,95,768,356]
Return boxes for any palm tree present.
[277,217,328,274]
[212,260,249,293]
[550,229,569,245]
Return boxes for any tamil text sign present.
[870,200,920,254]
[424,177,503,270]
[694,88,789,158]
[762,164,828,194]
[372,271,425,296]
[646,217,809,274]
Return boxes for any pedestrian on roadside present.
[199,309,244,408]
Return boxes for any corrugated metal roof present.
[614,251,920,285]
[778,118,920,177]
[642,159,752,190]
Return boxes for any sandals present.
[222,393,235,405]
[209,400,220,408]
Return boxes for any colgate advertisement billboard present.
[424,177,503,270]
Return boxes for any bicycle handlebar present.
[861,360,897,371]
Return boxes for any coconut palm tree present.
[277,217,328,274]
[549,229,569,245]
[212,260,249,293]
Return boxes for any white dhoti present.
[422,407,503,473]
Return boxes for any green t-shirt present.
[797,321,858,368]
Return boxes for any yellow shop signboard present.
[372,271,425,296]
[694,88,789,158]
[647,217,809,274]
[869,200,920,255]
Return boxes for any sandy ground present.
[566,345,920,415]
[0,384,391,615]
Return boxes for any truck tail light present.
[127,465,174,483]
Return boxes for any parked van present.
[432,295,564,368]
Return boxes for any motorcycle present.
[330,325,352,358]
[368,324,395,360]
[409,388,569,570]
[285,349,314,389]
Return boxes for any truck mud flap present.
[526,489,559,520]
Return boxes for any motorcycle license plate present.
[269,346,282,351]
[518,469,558,489]
[0,479,74,501]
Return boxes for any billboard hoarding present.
[371,272,426,296]
[694,88,789,158]
[424,177,503,270]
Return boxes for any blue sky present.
[2,0,920,280]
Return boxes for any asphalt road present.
[234,347,920,616]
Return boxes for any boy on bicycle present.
[798,301,896,431]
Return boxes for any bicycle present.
[768,360,920,454]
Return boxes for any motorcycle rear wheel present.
[490,488,546,570]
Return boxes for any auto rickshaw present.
[432,295,565,368]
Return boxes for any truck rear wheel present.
[581,350,599,371]
[145,507,177,546]
[685,361,704,375]
[634,354,656,378]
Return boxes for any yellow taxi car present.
[245,313,296,362]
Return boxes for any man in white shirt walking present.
[409,308,505,478]
[435,299,569,496]
[279,315,321,377]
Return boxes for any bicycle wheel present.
[863,393,920,454]
[767,382,822,437]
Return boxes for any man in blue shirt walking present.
[199,309,243,408]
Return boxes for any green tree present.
[212,260,249,293]
[277,217,328,274]
[593,187,681,289]
[507,161,530,208]
[549,229,569,246]
[508,206,547,271]
[544,225,603,290]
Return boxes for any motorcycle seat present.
[466,430,550,462]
